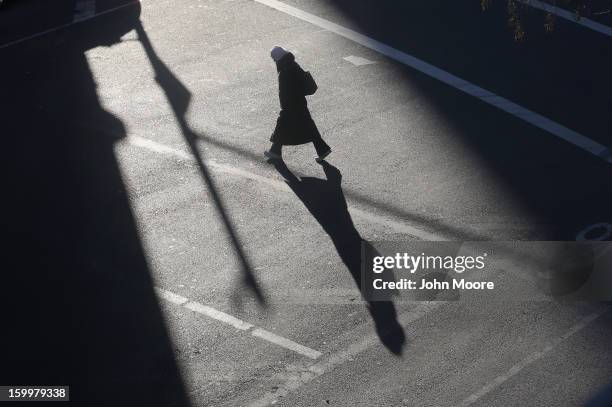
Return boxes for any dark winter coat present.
[270,53,321,145]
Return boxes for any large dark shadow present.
[273,160,406,354]
[1,3,190,406]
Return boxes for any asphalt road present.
[1,0,611,406]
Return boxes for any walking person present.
[264,46,332,162]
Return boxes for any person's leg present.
[264,141,283,160]
[270,142,282,155]
[313,137,331,159]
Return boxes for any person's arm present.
[278,70,291,110]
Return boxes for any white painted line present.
[251,328,322,360]
[518,0,612,38]
[252,0,611,164]
[73,0,97,23]
[456,306,609,407]
[343,55,377,66]
[248,302,443,407]
[128,135,193,161]
[126,135,445,240]
[155,287,189,305]
[156,287,323,359]
[0,0,141,50]
[183,301,254,331]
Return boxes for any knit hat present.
[270,46,288,62]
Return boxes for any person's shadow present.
[273,160,406,355]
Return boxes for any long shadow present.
[134,21,266,306]
[188,127,489,241]
[273,160,406,354]
[1,3,190,406]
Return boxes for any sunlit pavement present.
[1,0,611,406]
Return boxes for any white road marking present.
[0,0,141,50]
[248,302,443,407]
[518,0,612,38]
[73,0,97,23]
[155,287,322,359]
[128,135,192,160]
[126,135,445,240]
[156,287,189,305]
[343,55,376,66]
[252,0,612,164]
[183,301,254,331]
[251,328,322,360]
[456,306,609,407]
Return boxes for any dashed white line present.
[155,287,321,359]
[252,0,611,164]
[518,0,612,38]
[456,306,610,407]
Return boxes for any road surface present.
[1,0,611,406]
